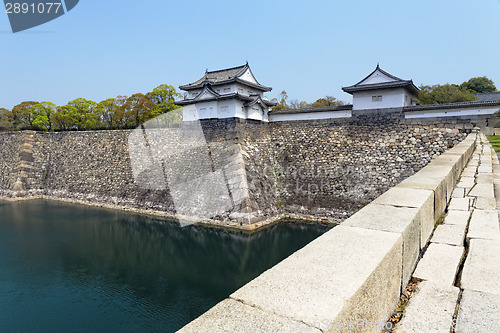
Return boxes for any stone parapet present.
[178,133,477,332]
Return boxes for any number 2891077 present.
[5,2,63,14]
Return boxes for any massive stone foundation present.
[0,111,473,228]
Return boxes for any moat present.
[0,200,329,332]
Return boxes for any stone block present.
[468,183,495,199]
[443,210,470,227]
[467,210,500,241]
[230,225,403,332]
[457,177,475,189]
[431,224,466,246]
[460,170,476,178]
[395,282,459,333]
[474,197,496,210]
[343,204,420,291]
[413,243,464,287]
[178,298,322,333]
[477,165,493,174]
[455,290,500,333]
[451,188,465,198]
[476,174,493,183]
[460,239,500,295]
[415,165,455,202]
[447,198,471,211]
[231,188,249,205]
[375,187,435,245]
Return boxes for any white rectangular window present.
[220,106,228,112]
[223,88,230,93]
[372,95,382,102]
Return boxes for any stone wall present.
[0,132,23,192]
[0,113,472,226]
[268,116,468,219]
[178,133,478,333]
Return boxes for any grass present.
[487,135,500,155]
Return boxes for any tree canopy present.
[417,84,478,105]
[2,84,182,132]
[459,77,497,94]
[271,91,345,111]
[417,76,497,105]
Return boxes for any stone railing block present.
[373,187,435,246]
[343,204,420,292]
[230,225,403,333]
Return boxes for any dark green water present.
[0,200,330,332]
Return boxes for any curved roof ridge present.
[206,63,247,75]
[192,83,220,100]
[179,63,271,91]
[352,64,405,87]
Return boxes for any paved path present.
[395,133,500,333]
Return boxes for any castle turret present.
[342,65,419,110]
[176,63,276,122]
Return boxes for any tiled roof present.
[342,65,419,95]
[404,100,500,112]
[268,104,353,115]
[179,63,271,92]
[354,64,404,86]
[189,65,247,86]
[343,81,419,94]
[175,92,255,106]
[475,92,500,102]
[244,95,277,108]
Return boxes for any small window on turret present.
[372,95,382,102]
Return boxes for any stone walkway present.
[395,133,500,333]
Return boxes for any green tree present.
[417,84,477,105]
[0,108,14,131]
[289,99,309,109]
[271,90,289,111]
[31,102,56,131]
[147,84,181,115]
[68,98,98,130]
[309,96,344,108]
[112,95,128,129]
[95,98,118,129]
[12,101,38,129]
[460,77,497,94]
[146,85,182,127]
[122,93,155,128]
[55,98,98,130]
[54,105,79,131]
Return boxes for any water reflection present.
[0,200,330,332]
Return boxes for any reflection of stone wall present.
[0,114,472,225]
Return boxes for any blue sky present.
[1,0,499,109]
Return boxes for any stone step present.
[395,281,459,333]
[460,238,500,295]
[455,289,500,333]
[413,243,464,287]
[466,210,500,242]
